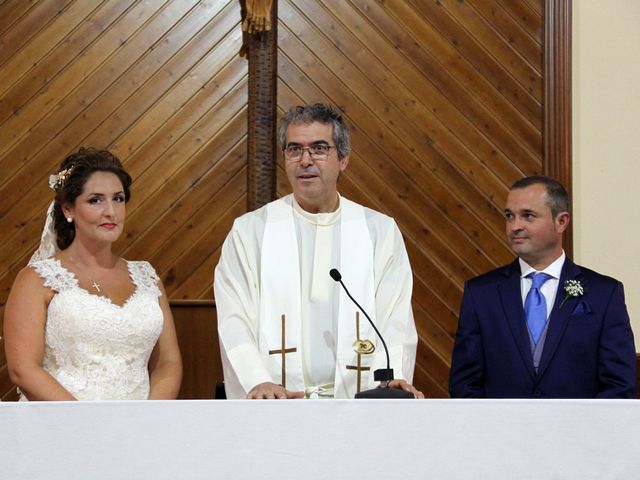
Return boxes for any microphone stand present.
[330,269,414,399]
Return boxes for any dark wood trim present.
[169,299,215,307]
[544,0,573,256]
[246,0,278,211]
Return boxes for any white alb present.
[29,259,164,400]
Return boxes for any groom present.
[449,176,636,398]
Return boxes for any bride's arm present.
[147,282,182,399]
[4,267,76,401]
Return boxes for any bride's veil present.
[28,201,59,265]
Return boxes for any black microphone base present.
[355,386,415,399]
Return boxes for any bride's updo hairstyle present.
[50,147,132,250]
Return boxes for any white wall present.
[573,0,640,349]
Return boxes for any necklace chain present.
[67,255,117,294]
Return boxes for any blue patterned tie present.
[525,272,551,345]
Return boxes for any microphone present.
[330,268,414,398]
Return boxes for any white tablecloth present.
[1,399,639,479]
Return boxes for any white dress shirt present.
[519,251,566,319]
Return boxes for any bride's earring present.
[66,217,73,223]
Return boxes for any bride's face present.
[63,171,126,246]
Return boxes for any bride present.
[4,148,182,400]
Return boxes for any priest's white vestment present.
[214,194,417,399]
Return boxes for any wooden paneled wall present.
[0,0,247,304]
[0,0,246,399]
[171,301,221,399]
[0,0,545,399]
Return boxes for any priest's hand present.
[387,379,425,399]
[247,382,305,399]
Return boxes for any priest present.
[214,103,422,399]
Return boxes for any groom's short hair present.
[511,176,569,218]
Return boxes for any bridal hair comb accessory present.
[49,167,73,191]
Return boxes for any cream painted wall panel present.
[573,0,640,349]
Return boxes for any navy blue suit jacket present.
[449,258,636,398]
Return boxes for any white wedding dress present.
[25,258,164,400]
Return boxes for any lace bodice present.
[28,259,164,400]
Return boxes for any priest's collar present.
[292,194,342,226]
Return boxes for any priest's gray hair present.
[278,103,351,160]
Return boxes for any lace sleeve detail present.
[29,259,77,293]
[128,261,162,298]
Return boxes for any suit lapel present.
[498,260,536,378]
[537,259,582,378]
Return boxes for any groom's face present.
[504,184,569,269]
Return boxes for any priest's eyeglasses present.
[283,144,337,162]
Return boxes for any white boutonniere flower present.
[559,279,584,308]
